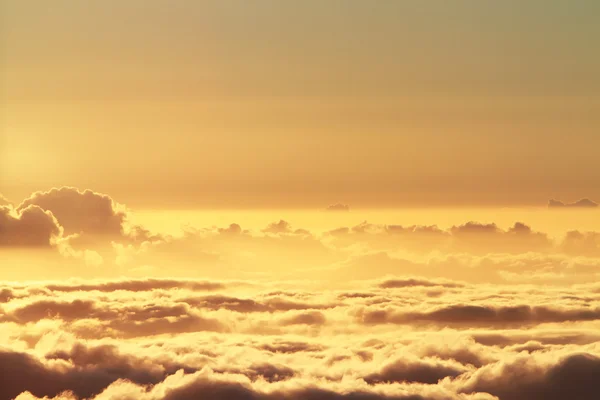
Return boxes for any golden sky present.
[2,3,600,400]
[2,1,600,208]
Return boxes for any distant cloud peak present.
[326,203,350,212]
[548,198,598,208]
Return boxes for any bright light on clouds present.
[2,1,600,399]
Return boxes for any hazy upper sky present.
[2,0,599,208]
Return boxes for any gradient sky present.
[4,5,600,399]
[2,0,599,208]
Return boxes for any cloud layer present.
[3,187,600,399]
[1,276,600,400]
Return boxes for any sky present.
[2,2,600,400]
[2,0,600,208]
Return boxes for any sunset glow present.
[2,2,600,400]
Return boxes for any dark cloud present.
[0,349,163,400]
[183,295,271,313]
[460,353,600,400]
[161,376,433,400]
[451,222,501,235]
[264,298,337,311]
[259,341,325,354]
[280,311,327,326]
[109,313,225,338]
[417,344,490,368]
[364,358,468,384]
[326,203,350,212]
[215,363,296,383]
[0,205,61,247]
[219,223,243,235]
[44,279,225,293]
[7,299,98,323]
[471,332,600,347]
[359,305,600,326]
[378,278,463,289]
[548,198,598,208]
[0,288,14,303]
[3,298,225,337]
[182,295,335,314]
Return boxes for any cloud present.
[548,198,598,208]
[43,278,225,293]
[364,357,469,384]
[0,194,10,206]
[2,277,600,400]
[182,295,336,314]
[0,347,165,400]
[219,224,243,235]
[262,220,308,235]
[2,296,226,338]
[17,187,158,245]
[378,278,464,289]
[561,230,600,256]
[449,222,552,253]
[359,304,600,326]
[258,341,325,354]
[18,188,125,236]
[326,203,350,212]
[263,220,293,234]
[326,221,551,256]
[6,186,600,399]
[457,353,600,400]
[9,186,600,283]
[0,205,62,247]
[280,311,327,326]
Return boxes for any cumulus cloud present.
[262,220,309,235]
[18,188,125,236]
[218,223,243,235]
[0,205,62,247]
[17,187,158,245]
[263,220,293,234]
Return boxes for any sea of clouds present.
[2,188,600,399]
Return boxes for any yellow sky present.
[2,1,600,208]
[4,4,600,399]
